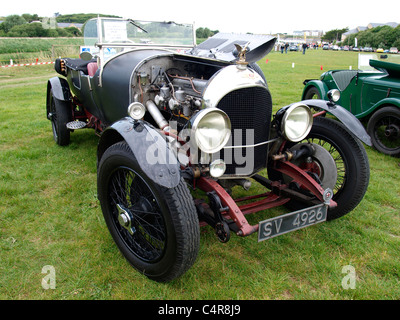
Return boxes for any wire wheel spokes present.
[304,137,346,195]
[109,167,167,262]
[374,115,400,150]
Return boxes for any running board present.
[66,121,87,130]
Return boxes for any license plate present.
[258,203,327,242]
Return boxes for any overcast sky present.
[2,0,399,34]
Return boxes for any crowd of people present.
[278,42,320,54]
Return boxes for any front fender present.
[98,118,180,188]
[47,77,71,102]
[302,80,329,100]
[302,99,372,146]
[46,77,71,117]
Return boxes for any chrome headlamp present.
[191,108,231,153]
[127,102,146,120]
[280,103,313,142]
[327,89,340,103]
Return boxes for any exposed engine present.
[130,55,226,131]
[129,54,273,178]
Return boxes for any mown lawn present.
[0,49,399,301]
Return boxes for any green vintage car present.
[302,59,400,156]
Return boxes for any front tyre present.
[270,117,370,220]
[49,89,72,146]
[97,141,200,282]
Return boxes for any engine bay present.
[131,55,229,130]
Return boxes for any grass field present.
[0,49,399,301]
[0,38,83,65]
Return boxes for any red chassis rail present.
[196,160,337,237]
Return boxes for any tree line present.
[342,25,400,49]
[0,14,82,37]
[0,14,218,39]
[322,25,400,49]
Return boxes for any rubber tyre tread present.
[268,117,370,221]
[97,141,200,282]
[367,106,400,157]
[304,86,321,100]
[50,89,72,146]
[308,117,370,220]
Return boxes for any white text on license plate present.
[258,203,327,242]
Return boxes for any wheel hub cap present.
[117,204,136,235]
[384,124,399,138]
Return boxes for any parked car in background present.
[363,47,373,52]
[302,58,400,156]
[322,44,329,50]
[390,47,399,54]
[289,44,299,51]
[376,48,384,53]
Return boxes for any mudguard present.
[46,77,72,120]
[363,98,400,118]
[98,118,180,188]
[302,99,372,146]
[47,77,71,102]
[302,80,329,100]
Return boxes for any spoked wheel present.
[269,117,370,220]
[367,106,400,157]
[48,89,72,146]
[97,141,199,282]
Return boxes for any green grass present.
[1,49,400,300]
[0,38,83,65]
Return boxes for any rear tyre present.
[49,89,72,146]
[367,106,400,157]
[97,141,200,282]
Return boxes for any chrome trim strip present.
[223,137,279,149]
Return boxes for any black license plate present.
[258,203,327,242]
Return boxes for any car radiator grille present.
[215,86,272,176]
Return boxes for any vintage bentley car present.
[302,58,400,156]
[46,17,371,282]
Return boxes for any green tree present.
[387,25,400,47]
[64,26,82,37]
[196,27,205,38]
[7,22,48,37]
[0,14,27,33]
[196,27,219,38]
[322,28,349,42]
[21,13,39,23]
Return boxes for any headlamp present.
[128,102,146,120]
[191,108,231,154]
[281,103,313,142]
[327,89,340,103]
